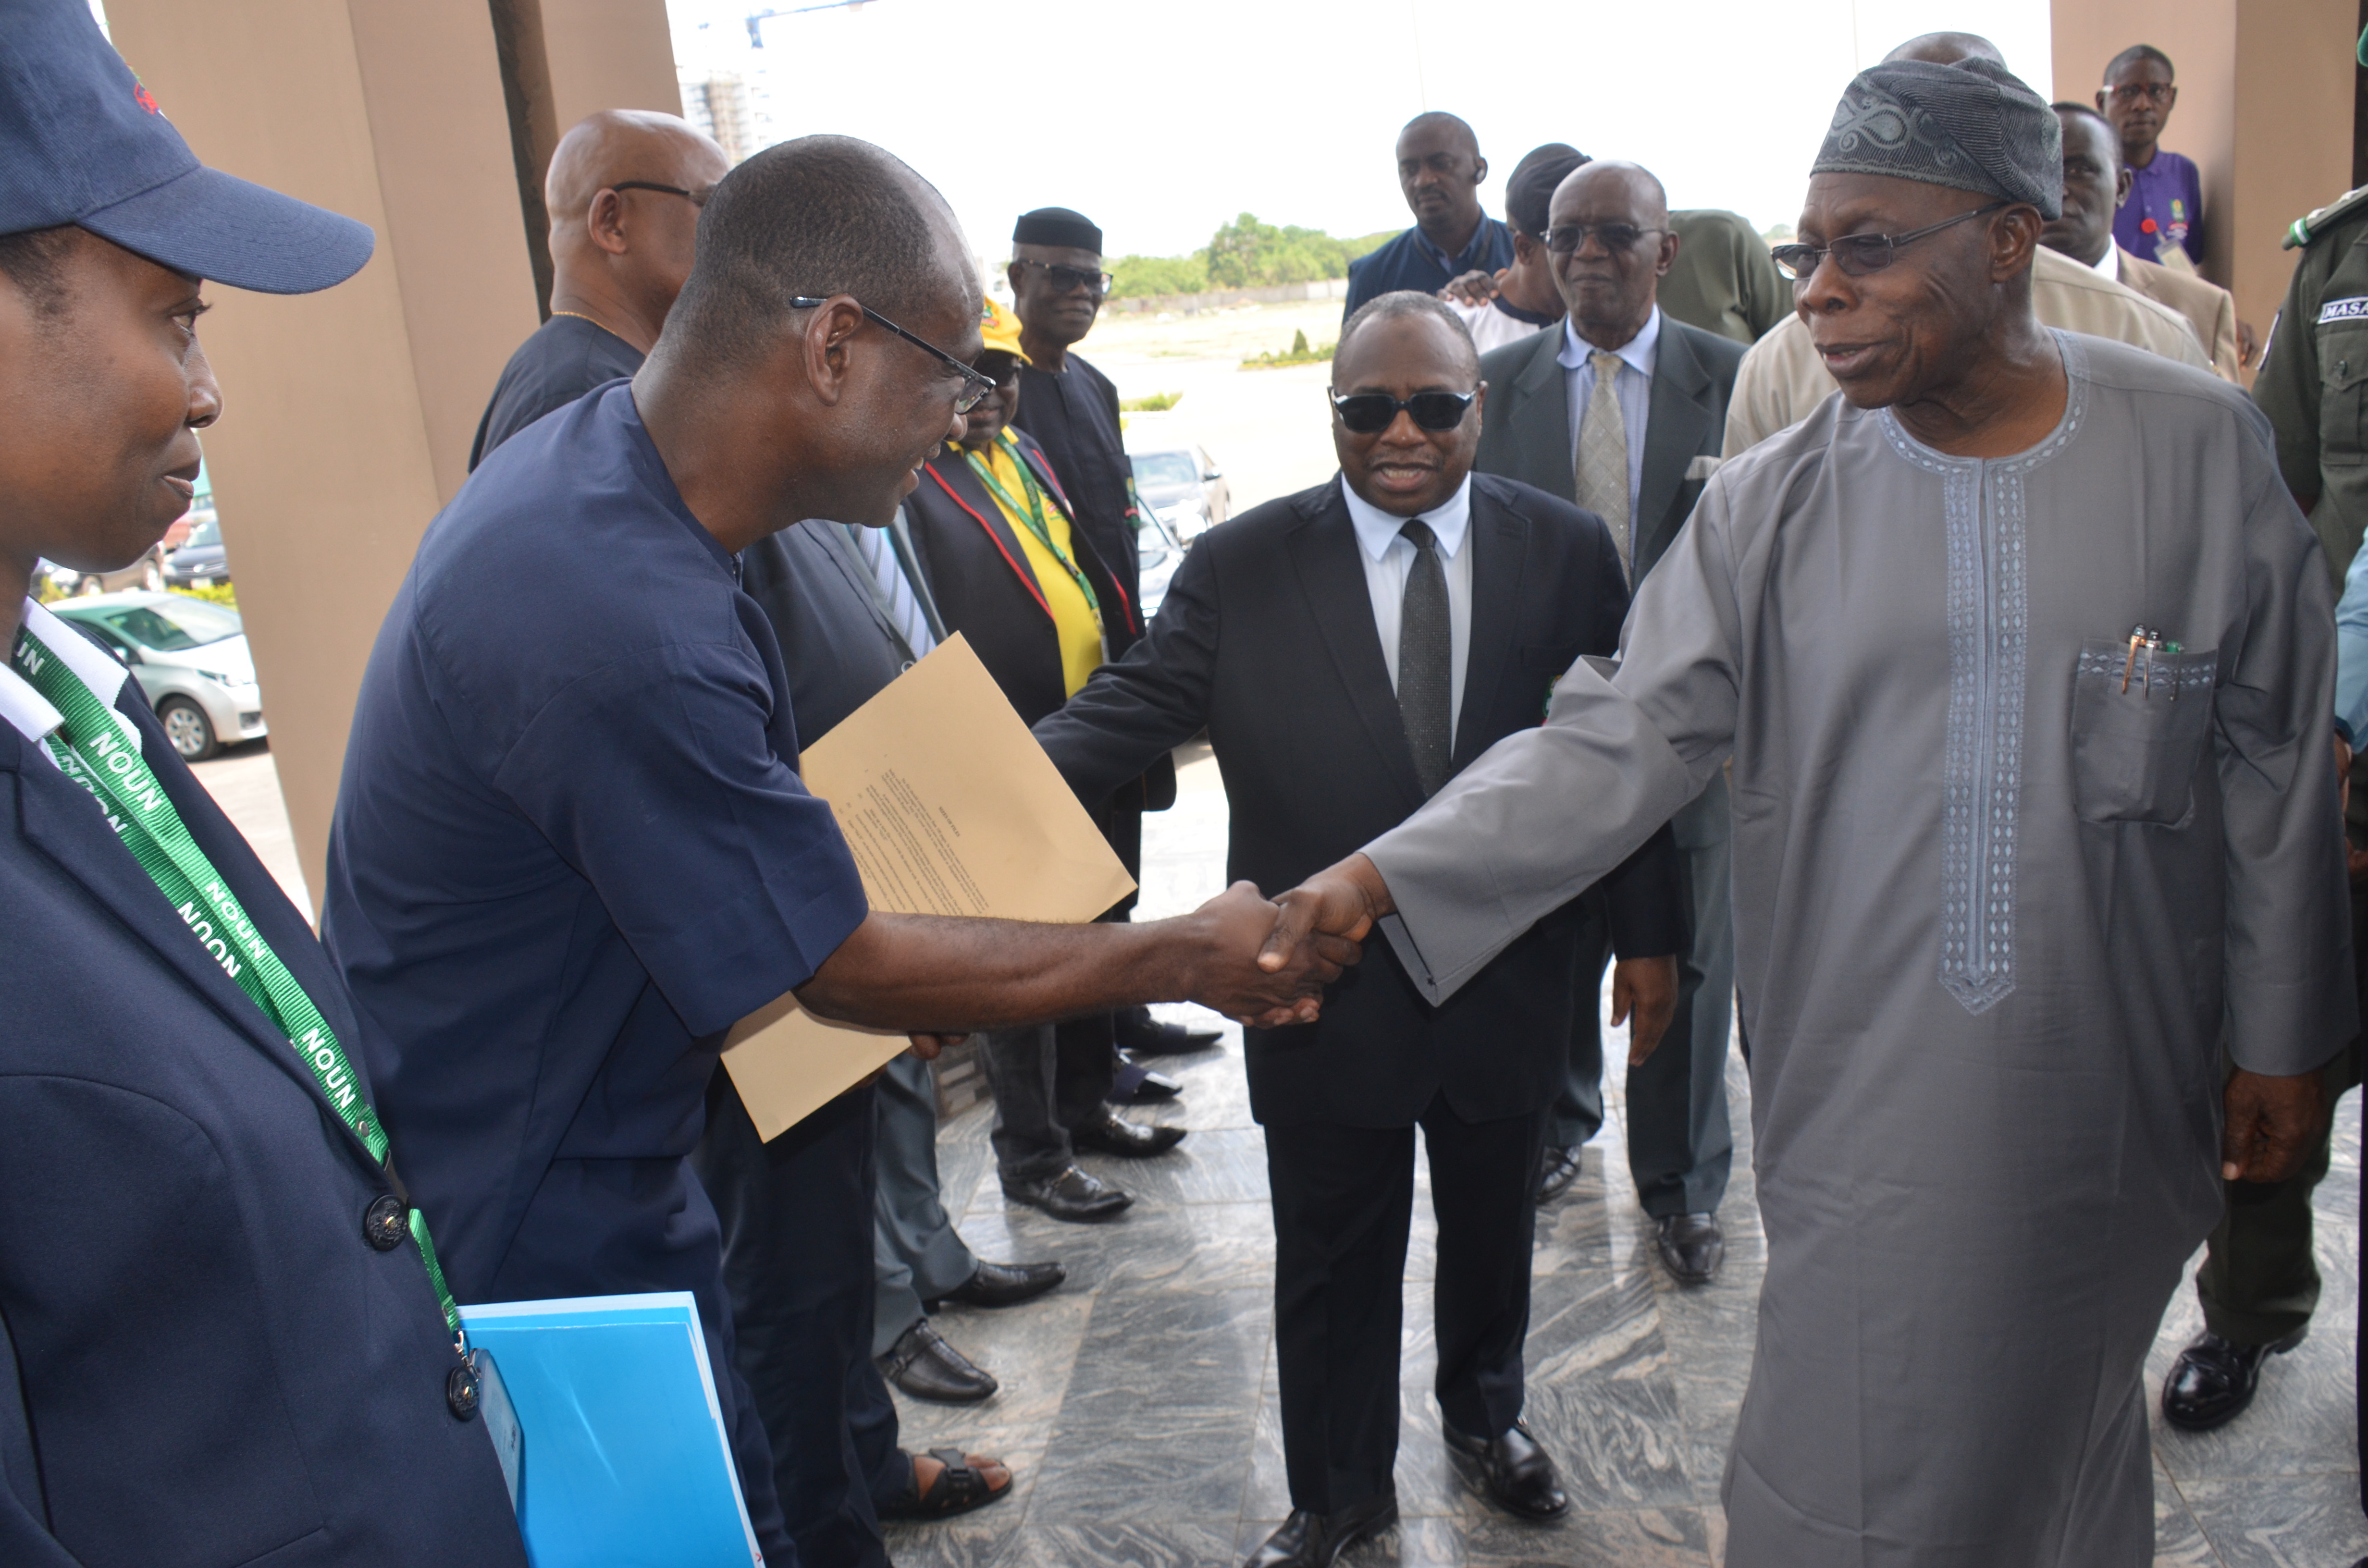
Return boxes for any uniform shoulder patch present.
[2288,185,2368,248]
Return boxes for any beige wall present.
[2054,0,2357,367]
[540,0,684,135]
[101,0,549,908]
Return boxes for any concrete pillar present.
[94,0,675,910]
[2054,0,2358,367]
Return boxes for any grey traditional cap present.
[1813,56,2063,220]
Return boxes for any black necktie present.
[1396,518,1451,796]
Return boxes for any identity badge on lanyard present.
[8,624,500,1422]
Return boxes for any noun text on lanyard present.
[965,433,1107,637]
[9,623,469,1356]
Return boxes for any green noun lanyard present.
[966,435,1101,617]
[10,624,467,1350]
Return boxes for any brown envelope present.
[721,634,1137,1141]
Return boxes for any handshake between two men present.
[792,879,1371,1048]
[795,855,1673,1065]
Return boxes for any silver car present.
[49,591,266,761]
[1128,445,1230,542]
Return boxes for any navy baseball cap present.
[0,0,373,294]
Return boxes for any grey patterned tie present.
[1396,518,1452,797]
[1575,348,1631,582]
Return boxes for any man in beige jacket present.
[2043,101,2241,381]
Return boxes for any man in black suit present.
[1471,158,1746,1285]
[904,301,1184,1224]
[1034,293,1683,1568]
[1007,205,1211,1063]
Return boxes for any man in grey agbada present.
[1263,57,2353,1564]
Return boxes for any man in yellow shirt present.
[904,301,1185,1221]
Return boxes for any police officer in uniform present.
[2164,128,2368,1433]
[0,1,525,1560]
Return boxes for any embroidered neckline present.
[1876,332,2088,1015]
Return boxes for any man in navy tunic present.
[321,135,1347,1562]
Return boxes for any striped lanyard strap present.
[965,435,1101,617]
[9,624,466,1351]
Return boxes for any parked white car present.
[49,591,265,760]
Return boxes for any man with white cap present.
[1266,54,2352,1564]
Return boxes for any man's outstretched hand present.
[1185,881,1363,1027]
[2222,1067,2327,1183]
[1259,854,1395,984]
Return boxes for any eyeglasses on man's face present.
[2105,81,2174,105]
[1328,389,1477,434]
[1770,201,2010,282]
[1543,222,1666,257]
[788,296,999,414]
[1014,259,1115,298]
[609,180,714,207]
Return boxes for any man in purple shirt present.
[2098,43,2205,267]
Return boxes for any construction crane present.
[744,0,874,47]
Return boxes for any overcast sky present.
[666,0,2058,262]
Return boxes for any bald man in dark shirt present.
[469,110,727,468]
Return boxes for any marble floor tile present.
[882,765,2364,1568]
[2152,1469,2222,1568]
[2183,1468,2368,1566]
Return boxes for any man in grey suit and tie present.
[1470,158,1746,1284]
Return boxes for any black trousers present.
[693,1076,906,1568]
[1551,828,1734,1219]
[979,1011,1117,1182]
[1264,1095,1546,1514]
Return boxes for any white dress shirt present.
[1558,306,1661,520]
[1339,473,1474,745]
[2090,243,2122,280]
[0,599,137,769]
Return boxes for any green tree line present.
[1109,214,1398,300]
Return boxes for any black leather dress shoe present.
[2162,1328,2306,1431]
[877,1319,997,1403]
[1073,1110,1187,1158]
[1242,1492,1399,1567]
[931,1259,1066,1311]
[1655,1212,1725,1285]
[1118,1010,1224,1057]
[1443,1419,1568,1519]
[1002,1164,1133,1222]
[1113,1061,1184,1103]
[1536,1145,1582,1203]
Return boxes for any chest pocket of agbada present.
[2069,639,2218,825]
[2317,321,2368,466]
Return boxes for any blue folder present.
[458,1292,761,1568]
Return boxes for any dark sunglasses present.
[1542,221,1665,256]
[1014,258,1115,297]
[609,180,713,207]
[1770,201,2010,282]
[1328,389,1476,434]
[788,295,999,413]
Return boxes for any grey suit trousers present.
[872,1053,977,1357]
[1552,776,1736,1217]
